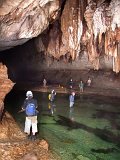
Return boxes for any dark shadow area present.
[92,109,120,130]
[55,115,120,145]
[91,147,118,154]
[0,108,6,122]
[79,94,120,107]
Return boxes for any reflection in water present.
[55,115,120,144]
[69,107,74,121]
[5,91,120,160]
[48,102,56,115]
[92,109,120,130]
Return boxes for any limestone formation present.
[0,63,14,118]
[84,0,120,72]
[0,1,120,159]
[0,0,120,72]
[0,112,55,160]
[0,0,59,51]
[35,0,120,72]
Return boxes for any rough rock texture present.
[0,112,57,160]
[0,0,59,51]
[0,112,25,141]
[0,0,120,72]
[84,0,120,72]
[0,0,120,112]
[35,0,88,60]
[0,63,14,118]
[34,0,120,72]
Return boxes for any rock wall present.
[84,0,120,72]
[0,0,120,72]
[0,0,120,107]
[0,63,14,117]
[35,0,120,72]
[0,0,59,51]
[0,112,56,160]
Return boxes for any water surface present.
[5,90,120,160]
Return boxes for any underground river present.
[5,89,120,160]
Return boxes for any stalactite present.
[104,27,120,73]
[60,0,86,60]
[33,0,120,72]
[84,0,120,72]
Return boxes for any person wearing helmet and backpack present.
[22,91,38,141]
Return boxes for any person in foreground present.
[22,91,38,141]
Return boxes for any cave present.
[0,0,120,159]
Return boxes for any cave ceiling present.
[0,0,120,72]
[0,0,60,51]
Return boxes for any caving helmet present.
[72,92,75,96]
[26,91,33,97]
[51,90,55,93]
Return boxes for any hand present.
[18,109,25,113]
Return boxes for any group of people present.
[21,89,57,141]
[21,77,92,141]
[69,77,92,93]
[43,77,92,92]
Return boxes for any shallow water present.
[5,90,120,160]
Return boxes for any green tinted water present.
[5,90,120,160]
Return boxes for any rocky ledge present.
[0,112,59,160]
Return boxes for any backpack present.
[48,94,51,100]
[25,103,36,116]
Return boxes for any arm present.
[18,99,27,113]
[34,99,38,108]
[34,99,39,114]
[22,99,28,110]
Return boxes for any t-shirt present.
[69,95,74,102]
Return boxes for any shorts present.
[24,116,38,134]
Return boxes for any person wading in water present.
[21,91,38,141]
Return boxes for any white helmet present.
[51,90,54,93]
[26,91,33,97]
[72,92,75,96]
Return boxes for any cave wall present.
[0,0,60,113]
[0,63,14,117]
[0,0,60,51]
[0,38,113,82]
[34,0,120,73]
[0,0,120,112]
[0,0,120,73]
